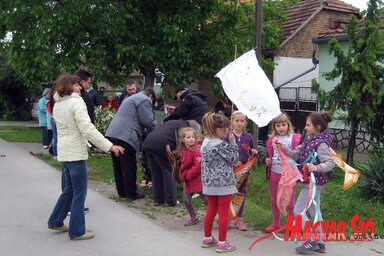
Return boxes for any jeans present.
[48,160,88,238]
[50,118,58,156]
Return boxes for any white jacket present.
[53,92,112,162]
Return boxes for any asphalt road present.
[0,138,383,256]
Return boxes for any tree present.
[0,1,295,92]
[318,0,384,164]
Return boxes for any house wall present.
[275,9,356,100]
[318,40,352,92]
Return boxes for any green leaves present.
[321,0,384,151]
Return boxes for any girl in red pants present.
[200,112,239,253]
[265,113,301,232]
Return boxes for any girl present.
[200,112,239,253]
[275,112,335,254]
[47,74,124,240]
[226,111,258,231]
[176,127,205,226]
[265,113,301,233]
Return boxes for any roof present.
[314,8,384,42]
[281,0,360,47]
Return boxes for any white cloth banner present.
[216,49,281,127]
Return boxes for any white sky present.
[342,0,369,11]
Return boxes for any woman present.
[47,74,124,240]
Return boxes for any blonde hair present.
[269,113,294,137]
[230,111,247,131]
[202,112,230,138]
[175,127,198,156]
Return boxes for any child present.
[200,112,239,253]
[175,127,205,226]
[275,112,335,254]
[226,111,258,231]
[265,113,301,233]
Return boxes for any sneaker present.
[43,145,48,149]
[234,218,247,231]
[315,242,326,253]
[70,231,94,240]
[201,237,218,248]
[296,240,320,254]
[265,224,281,233]
[184,215,200,226]
[216,241,236,253]
[48,225,69,232]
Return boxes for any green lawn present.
[0,126,41,142]
[3,124,383,236]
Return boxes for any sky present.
[342,0,369,11]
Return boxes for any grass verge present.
[0,125,41,142]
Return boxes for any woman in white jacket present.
[47,74,124,240]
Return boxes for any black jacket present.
[163,90,209,124]
[80,89,95,124]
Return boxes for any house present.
[311,9,384,152]
[274,0,359,129]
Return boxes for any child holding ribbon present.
[275,112,335,254]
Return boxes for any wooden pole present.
[253,0,263,148]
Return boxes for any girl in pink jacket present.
[265,113,301,233]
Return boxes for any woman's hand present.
[307,163,318,172]
[110,145,125,156]
[265,157,272,167]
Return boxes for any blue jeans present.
[50,118,58,156]
[41,126,49,146]
[48,160,88,238]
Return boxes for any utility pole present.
[253,0,262,148]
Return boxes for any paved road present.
[0,138,383,256]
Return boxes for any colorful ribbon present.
[249,151,319,251]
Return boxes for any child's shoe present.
[234,217,247,231]
[295,240,320,254]
[201,236,218,248]
[184,215,200,226]
[216,241,236,253]
[315,242,326,253]
[265,224,281,233]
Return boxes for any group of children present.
[175,110,335,254]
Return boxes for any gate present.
[279,87,318,131]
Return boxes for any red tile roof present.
[282,0,359,46]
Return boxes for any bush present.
[95,107,115,134]
[357,145,384,203]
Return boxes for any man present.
[118,80,138,106]
[73,69,96,123]
[163,85,209,124]
[105,88,156,200]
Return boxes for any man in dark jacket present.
[163,86,209,124]
[73,69,96,123]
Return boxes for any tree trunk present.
[142,67,155,89]
[346,119,358,165]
